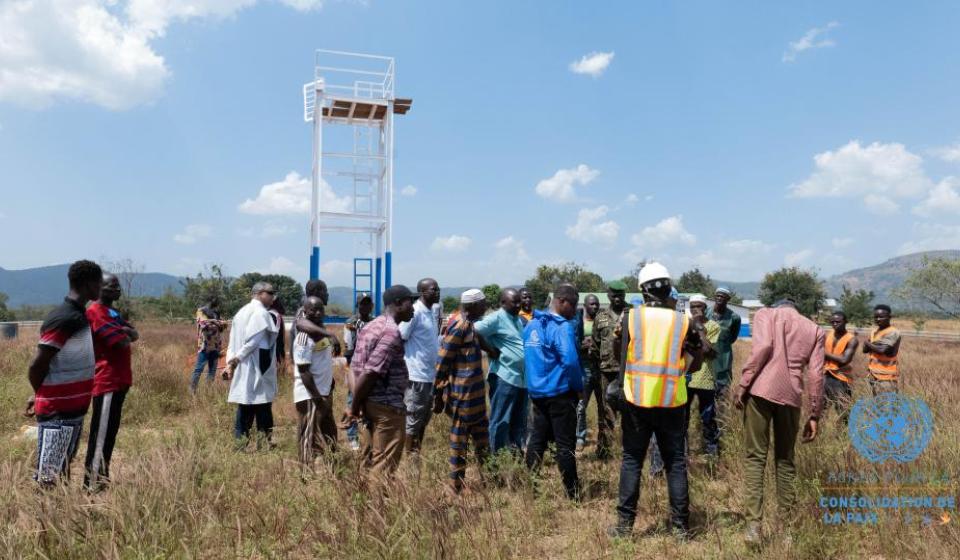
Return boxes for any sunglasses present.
[260,290,277,296]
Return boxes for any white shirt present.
[398,299,440,383]
[226,299,280,405]
[292,331,334,402]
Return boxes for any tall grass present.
[1,323,958,559]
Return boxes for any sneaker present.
[349,439,360,452]
[576,439,586,452]
[743,521,762,547]
[607,523,632,539]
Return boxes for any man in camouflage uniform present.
[589,280,630,458]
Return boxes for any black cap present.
[356,292,372,303]
[382,285,416,306]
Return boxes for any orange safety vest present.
[868,327,900,381]
[623,306,689,408]
[824,331,854,383]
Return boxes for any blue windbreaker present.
[523,310,584,398]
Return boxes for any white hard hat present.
[638,262,671,286]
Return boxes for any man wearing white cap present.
[686,295,721,459]
[434,289,490,492]
[609,263,704,539]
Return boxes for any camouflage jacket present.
[591,307,625,374]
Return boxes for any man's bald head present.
[500,288,521,316]
[417,277,441,306]
[100,272,121,303]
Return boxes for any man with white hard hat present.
[609,262,705,540]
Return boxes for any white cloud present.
[831,237,855,249]
[624,193,640,204]
[400,185,417,197]
[934,143,960,163]
[724,239,774,253]
[239,222,295,238]
[173,224,212,245]
[569,51,615,77]
[565,205,620,246]
[238,171,351,215]
[782,21,839,62]
[644,194,654,202]
[913,177,960,217]
[493,236,529,263]
[788,141,933,212]
[784,249,814,266]
[535,164,600,203]
[265,256,298,275]
[630,215,696,249]
[898,223,960,254]
[863,194,899,215]
[431,235,471,253]
[0,1,323,110]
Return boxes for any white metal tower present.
[303,50,412,314]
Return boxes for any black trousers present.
[234,403,274,441]
[84,388,129,489]
[617,404,690,531]
[525,391,580,499]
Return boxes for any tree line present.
[1,257,958,324]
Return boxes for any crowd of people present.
[24,259,903,545]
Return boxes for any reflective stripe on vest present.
[624,306,688,408]
[824,331,854,383]
[869,327,899,381]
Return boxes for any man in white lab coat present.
[224,282,280,448]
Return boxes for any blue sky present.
[2,0,959,288]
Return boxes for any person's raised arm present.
[296,317,341,356]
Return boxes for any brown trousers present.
[361,400,406,480]
[296,396,338,465]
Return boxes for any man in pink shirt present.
[733,299,825,546]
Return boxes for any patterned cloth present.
[350,315,408,411]
[688,320,721,390]
[196,307,224,353]
[35,415,84,485]
[591,307,623,375]
[436,317,490,482]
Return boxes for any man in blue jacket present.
[523,283,584,500]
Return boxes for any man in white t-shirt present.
[398,277,441,456]
[292,296,338,465]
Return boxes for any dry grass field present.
[1,322,959,559]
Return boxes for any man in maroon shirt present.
[734,299,825,546]
[84,273,139,491]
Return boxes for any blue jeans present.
[190,350,220,391]
[487,373,528,454]
[617,404,689,531]
[344,391,359,443]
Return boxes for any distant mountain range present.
[715,250,960,302]
[3,250,957,309]
[0,264,184,307]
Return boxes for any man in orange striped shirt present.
[823,311,858,421]
[862,304,901,394]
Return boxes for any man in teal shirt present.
[475,288,527,455]
[707,287,742,403]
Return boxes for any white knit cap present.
[689,294,708,305]
[460,288,485,303]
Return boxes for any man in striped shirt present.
[434,289,490,493]
[27,260,103,486]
